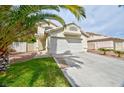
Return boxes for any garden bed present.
[9,52,37,64]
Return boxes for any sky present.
[51,5,124,38]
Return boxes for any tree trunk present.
[103,51,106,55]
[0,52,10,71]
[118,53,121,57]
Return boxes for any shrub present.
[98,48,124,58]
[113,50,124,57]
[98,48,112,55]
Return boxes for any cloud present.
[80,5,124,38]
[50,5,124,38]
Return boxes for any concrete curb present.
[53,57,78,87]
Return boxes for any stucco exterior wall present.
[51,25,87,50]
[37,22,57,35]
[36,22,57,51]
[27,43,38,52]
[95,41,114,49]
[11,42,27,52]
[49,24,83,38]
[12,42,38,52]
[48,24,88,54]
[81,34,88,51]
[88,42,95,50]
[115,41,124,51]
[88,40,114,50]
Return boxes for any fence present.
[11,42,38,52]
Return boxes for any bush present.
[98,48,124,57]
[113,50,124,57]
[98,48,112,55]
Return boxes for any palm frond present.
[0,5,86,54]
[25,12,65,28]
[59,5,86,20]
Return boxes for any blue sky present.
[51,5,124,38]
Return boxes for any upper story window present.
[69,26,78,31]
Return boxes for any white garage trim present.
[50,36,83,40]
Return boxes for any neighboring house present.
[87,32,124,51]
[11,21,57,53]
[36,22,89,54]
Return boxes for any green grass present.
[0,57,70,87]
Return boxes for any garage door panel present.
[49,37,83,54]
[56,38,69,54]
[69,44,83,52]
[49,37,57,54]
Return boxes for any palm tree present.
[0,5,86,71]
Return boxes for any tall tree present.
[0,5,86,71]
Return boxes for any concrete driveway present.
[54,52,124,87]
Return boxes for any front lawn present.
[0,57,70,87]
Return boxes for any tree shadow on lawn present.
[0,57,70,87]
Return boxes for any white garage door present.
[49,37,83,54]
